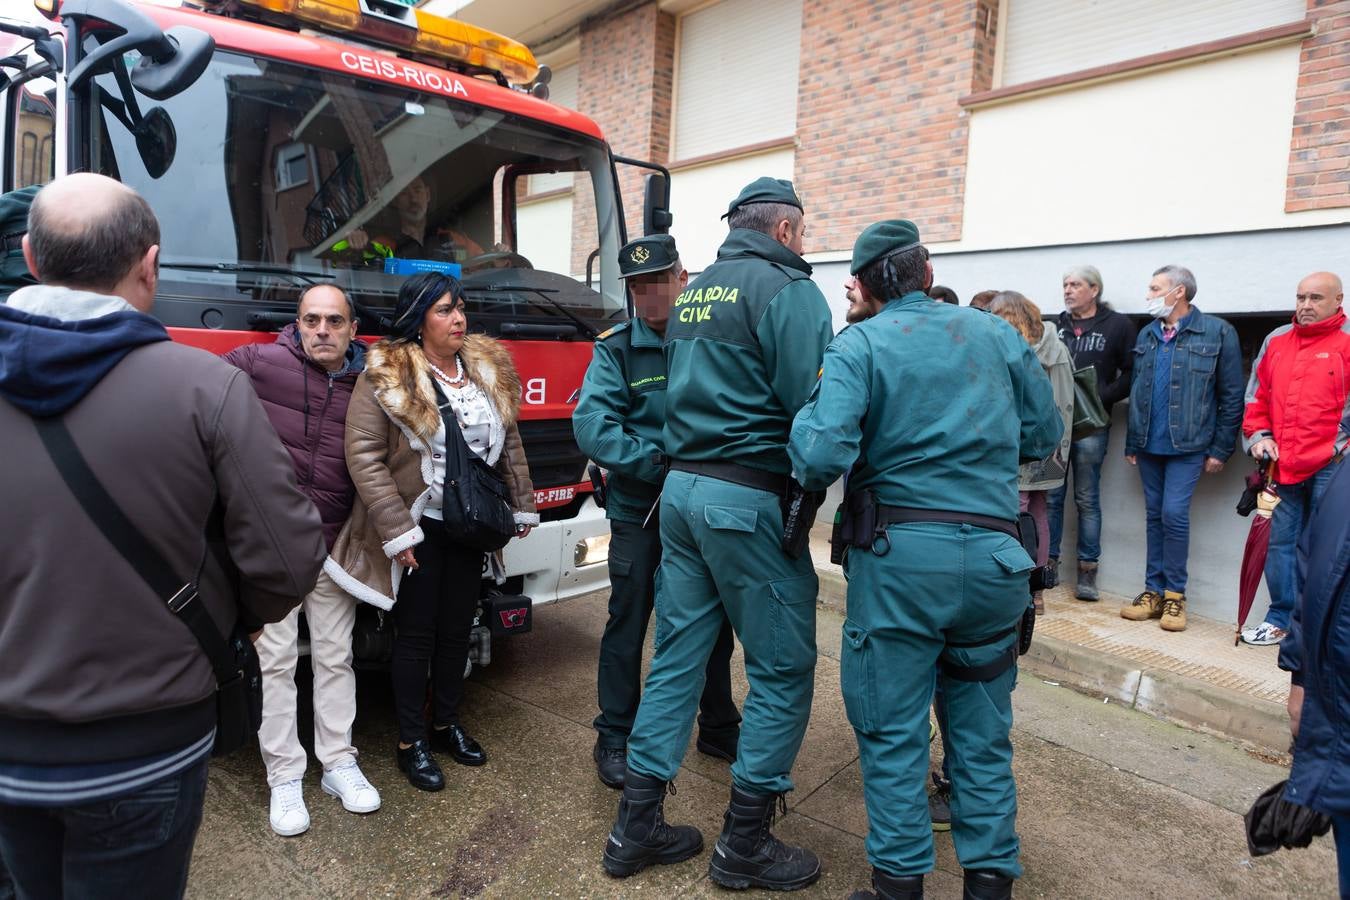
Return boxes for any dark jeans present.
[1263,461,1338,630]
[594,520,740,749]
[392,518,484,743]
[1135,451,1206,594]
[0,756,209,900]
[1046,427,1109,564]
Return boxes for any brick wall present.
[1286,0,1350,212]
[569,2,675,272]
[795,0,998,249]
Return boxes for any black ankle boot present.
[707,786,821,891]
[601,769,703,878]
[396,739,444,792]
[848,868,924,899]
[963,869,1014,900]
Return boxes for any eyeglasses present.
[300,314,350,329]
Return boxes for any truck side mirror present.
[643,172,673,236]
[61,0,214,100]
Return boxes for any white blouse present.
[423,380,495,521]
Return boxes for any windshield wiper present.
[464,284,599,340]
[159,260,336,285]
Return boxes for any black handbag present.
[34,417,262,757]
[433,381,517,552]
[1071,365,1110,440]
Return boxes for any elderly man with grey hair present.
[1051,265,1136,600]
[1120,264,1243,633]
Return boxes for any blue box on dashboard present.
[383,258,462,278]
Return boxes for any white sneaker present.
[1242,621,1288,646]
[321,762,381,814]
[269,779,310,836]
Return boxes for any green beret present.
[618,234,679,279]
[722,177,802,219]
[850,219,922,275]
[0,185,39,303]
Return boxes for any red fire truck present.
[1,0,670,667]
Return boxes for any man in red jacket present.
[224,285,377,834]
[1241,271,1349,646]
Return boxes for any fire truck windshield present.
[83,48,626,337]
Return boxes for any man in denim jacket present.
[1120,265,1243,632]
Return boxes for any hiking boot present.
[1045,558,1059,589]
[1075,562,1099,601]
[708,786,821,891]
[1120,591,1163,621]
[1159,591,1187,632]
[928,773,952,833]
[963,869,1014,899]
[849,868,925,899]
[601,770,703,878]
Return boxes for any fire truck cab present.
[0,0,668,667]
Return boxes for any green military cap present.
[850,219,922,275]
[618,234,679,279]
[0,185,39,302]
[722,177,803,219]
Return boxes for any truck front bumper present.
[501,496,611,606]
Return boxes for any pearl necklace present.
[428,354,464,387]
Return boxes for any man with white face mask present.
[1120,265,1243,632]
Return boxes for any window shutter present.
[1001,0,1306,86]
[673,0,802,161]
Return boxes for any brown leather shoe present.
[1120,590,1163,621]
[1159,591,1187,631]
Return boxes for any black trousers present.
[593,519,741,749]
[391,518,483,744]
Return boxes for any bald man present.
[0,173,324,897]
[223,284,377,835]
[1241,271,1350,646]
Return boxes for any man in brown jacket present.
[0,173,325,899]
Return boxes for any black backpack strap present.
[34,416,238,685]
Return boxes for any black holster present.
[781,479,826,559]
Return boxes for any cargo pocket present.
[840,619,877,734]
[768,573,817,675]
[992,543,1034,575]
[704,505,758,533]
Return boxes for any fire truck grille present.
[517,418,587,489]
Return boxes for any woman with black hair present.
[327,272,537,791]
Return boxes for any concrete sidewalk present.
[809,526,1293,755]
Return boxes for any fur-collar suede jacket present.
[326,335,537,609]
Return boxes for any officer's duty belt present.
[876,506,1019,542]
[669,460,787,497]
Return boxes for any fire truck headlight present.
[574,534,611,567]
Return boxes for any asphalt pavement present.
[186,591,1339,898]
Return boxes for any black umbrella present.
[1244,780,1333,856]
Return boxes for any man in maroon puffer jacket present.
[224,284,376,836]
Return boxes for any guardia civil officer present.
[574,235,741,790]
[600,178,833,891]
[789,221,1060,900]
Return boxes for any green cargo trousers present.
[627,471,818,795]
[842,522,1032,878]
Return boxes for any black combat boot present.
[708,786,821,891]
[848,868,924,899]
[963,868,1014,900]
[601,769,703,878]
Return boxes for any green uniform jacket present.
[573,317,666,524]
[662,229,833,474]
[789,293,1062,521]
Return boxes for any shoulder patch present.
[597,321,632,342]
